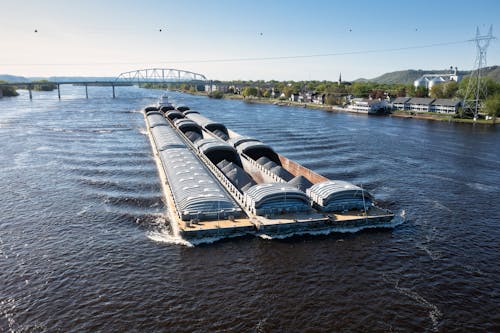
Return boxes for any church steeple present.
[338,72,342,86]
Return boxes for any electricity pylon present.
[463,25,495,120]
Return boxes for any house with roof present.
[392,97,411,110]
[431,99,462,113]
[204,84,230,93]
[312,93,325,104]
[348,98,388,114]
[407,98,435,112]
[290,92,300,102]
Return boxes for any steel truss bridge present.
[0,68,209,99]
[115,68,207,83]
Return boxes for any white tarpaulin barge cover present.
[244,183,311,215]
[146,113,241,221]
[142,101,395,242]
[307,180,373,212]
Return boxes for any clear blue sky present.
[1,0,499,81]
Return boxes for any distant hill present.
[47,76,116,82]
[364,66,500,84]
[0,74,30,83]
[484,66,500,82]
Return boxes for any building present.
[204,84,230,93]
[312,93,325,104]
[392,97,411,110]
[407,98,435,112]
[290,93,301,102]
[431,99,462,113]
[413,67,462,91]
[391,97,463,114]
[347,98,388,114]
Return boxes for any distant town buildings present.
[202,74,464,115]
[392,97,462,114]
[204,83,230,93]
[346,96,462,114]
[392,97,411,110]
[432,99,462,113]
[289,92,325,104]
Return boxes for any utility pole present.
[463,25,496,120]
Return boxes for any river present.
[1,86,498,332]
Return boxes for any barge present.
[143,96,395,243]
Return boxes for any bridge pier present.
[85,83,88,98]
[112,84,115,98]
[28,85,32,100]
[57,84,61,100]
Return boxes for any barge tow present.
[143,98,396,243]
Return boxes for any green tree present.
[370,89,385,99]
[411,86,428,98]
[208,90,224,99]
[242,86,258,98]
[483,93,500,122]
[325,95,343,105]
[349,82,374,98]
[0,81,19,97]
[282,85,298,98]
[33,80,57,91]
[443,81,459,98]
[457,77,500,100]
[430,81,459,98]
[429,84,443,98]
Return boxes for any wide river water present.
[1,86,499,332]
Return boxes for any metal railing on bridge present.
[115,68,207,83]
[0,68,209,99]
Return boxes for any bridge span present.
[0,68,209,99]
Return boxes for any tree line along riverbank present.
[141,79,500,124]
[0,80,58,97]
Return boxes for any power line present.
[463,26,496,119]
[0,39,471,67]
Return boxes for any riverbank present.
[390,110,497,124]
[172,90,498,125]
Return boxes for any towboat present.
[157,93,172,108]
[143,102,394,242]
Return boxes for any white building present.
[431,99,462,113]
[348,99,388,114]
[392,97,411,110]
[290,93,301,102]
[391,97,462,114]
[312,93,325,104]
[413,67,462,90]
[408,98,435,112]
[204,84,229,93]
[428,76,446,90]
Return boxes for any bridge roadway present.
[0,68,209,99]
[0,79,208,99]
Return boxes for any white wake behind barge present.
[144,95,394,242]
